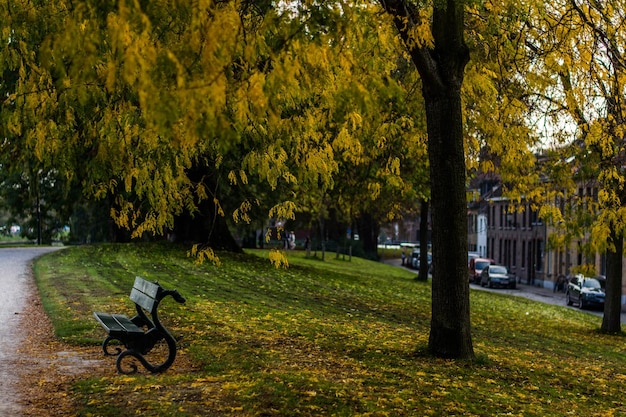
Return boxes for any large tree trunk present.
[173,203,242,252]
[356,212,380,260]
[381,0,474,359]
[601,230,622,333]
[173,166,242,253]
[424,77,473,359]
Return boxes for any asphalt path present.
[0,246,65,415]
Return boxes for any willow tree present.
[3,1,430,259]
[283,4,430,258]
[2,1,298,251]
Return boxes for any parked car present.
[595,275,606,290]
[468,251,480,265]
[469,257,495,283]
[480,264,516,289]
[566,275,605,309]
[409,249,420,269]
[411,250,432,271]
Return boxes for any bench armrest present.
[164,289,186,304]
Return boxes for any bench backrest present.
[129,276,161,313]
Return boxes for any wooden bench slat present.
[93,312,144,335]
[133,276,159,298]
[129,289,157,312]
[129,276,160,311]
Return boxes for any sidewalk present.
[516,280,565,298]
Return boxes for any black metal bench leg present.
[115,335,178,374]
[102,336,123,356]
[116,350,141,374]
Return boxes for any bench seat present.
[93,312,145,338]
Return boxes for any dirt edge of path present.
[15,280,109,416]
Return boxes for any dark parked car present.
[480,264,516,289]
[408,249,419,269]
[566,275,605,309]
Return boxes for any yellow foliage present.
[188,244,221,266]
[268,249,289,269]
[404,8,434,49]
[233,200,255,224]
[268,201,297,221]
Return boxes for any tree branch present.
[377,0,444,91]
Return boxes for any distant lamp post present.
[35,169,43,245]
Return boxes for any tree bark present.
[380,0,474,359]
[601,230,622,333]
[173,204,242,252]
[424,80,473,358]
[173,166,242,253]
[356,212,380,260]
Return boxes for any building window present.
[522,241,526,268]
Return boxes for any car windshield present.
[476,261,491,269]
[490,266,507,274]
[583,278,601,289]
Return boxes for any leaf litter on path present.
[14,279,108,416]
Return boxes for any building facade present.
[484,194,548,286]
[469,182,626,309]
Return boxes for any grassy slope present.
[34,243,626,416]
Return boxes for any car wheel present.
[566,293,573,306]
[488,280,493,288]
[579,298,585,309]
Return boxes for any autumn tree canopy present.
[1,0,428,256]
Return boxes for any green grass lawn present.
[34,243,626,416]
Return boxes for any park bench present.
[93,276,186,374]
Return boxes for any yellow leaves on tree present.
[3,0,434,252]
[188,244,221,266]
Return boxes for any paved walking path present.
[0,246,65,415]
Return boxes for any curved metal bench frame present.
[94,277,186,374]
